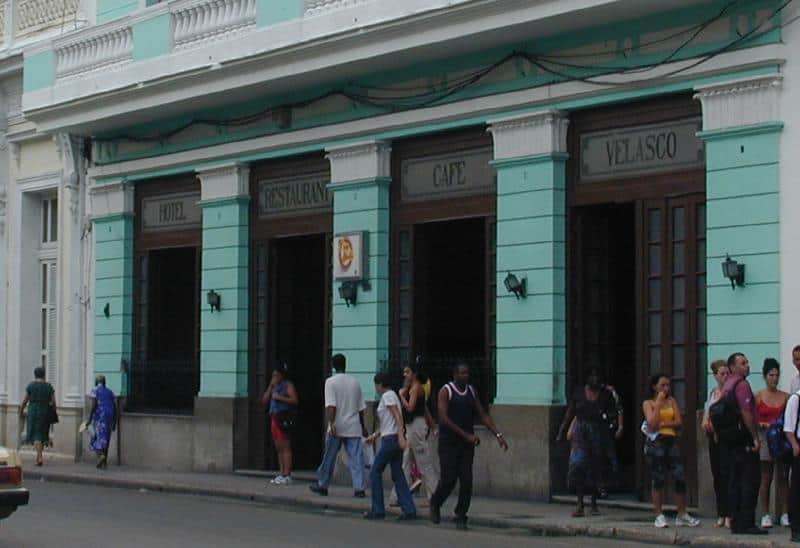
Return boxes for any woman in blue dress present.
[84,375,116,468]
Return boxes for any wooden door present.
[636,194,706,504]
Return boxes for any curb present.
[23,470,790,547]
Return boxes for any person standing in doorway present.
[783,382,800,543]
[310,354,368,497]
[363,372,416,521]
[755,358,789,528]
[642,373,700,529]
[262,363,298,485]
[429,362,508,530]
[701,359,731,528]
[19,367,56,467]
[719,352,767,536]
[84,375,117,469]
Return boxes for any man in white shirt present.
[310,354,368,497]
[784,387,800,543]
[790,345,800,395]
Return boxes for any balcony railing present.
[172,0,256,51]
[55,25,133,79]
[304,0,368,16]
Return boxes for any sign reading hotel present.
[141,191,202,232]
[258,173,332,218]
[580,119,704,182]
[401,147,495,202]
[333,231,366,281]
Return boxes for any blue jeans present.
[316,435,365,491]
[371,435,416,516]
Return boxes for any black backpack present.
[709,378,750,445]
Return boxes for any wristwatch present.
[495,432,504,438]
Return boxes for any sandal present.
[715,517,725,528]
[572,508,585,518]
[590,506,601,516]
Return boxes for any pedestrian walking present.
[429,362,507,530]
[701,359,731,528]
[566,416,599,517]
[557,368,621,500]
[755,358,790,528]
[712,352,767,535]
[363,372,417,521]
[262,363,298,485]
[397,361,438,502]
[310,354,368,497]
[84,375,117,469]
[19,367,56,467]
[783,383,800,543]
[642,373,700,529]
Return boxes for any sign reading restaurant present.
[257,172,332,218]
[141,191,202,232]
[400,147,495,202]
[580,119,704,182]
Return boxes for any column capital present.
[196,162,250,201]
[487,110,569,161]
[326,140,391,184]
[694,74,782,132]
[89,178,134,220]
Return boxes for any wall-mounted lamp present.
[721,254,745,290]
[338,281,358,307]
[207,289,222,312]
[504,272,527,300]
[103,303,110,318]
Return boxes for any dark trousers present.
[726,445,760,532]
[431,440,474,520]
[708,438,730,518]
[790,456,800,535]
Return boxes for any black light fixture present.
[103,303,110,318]
[339,281,358,307]
[721,254,745,290]
[504,272,527,299]
[207,289,221,312]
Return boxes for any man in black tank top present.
[430,363,508,530]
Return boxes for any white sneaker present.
[780,513,790,527]
[654,514,668,528]
[280,475,292,485]
[270,475,285,485]
[675,513,700,527]
[760,514,773,529]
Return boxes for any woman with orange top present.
[755,358,789,529]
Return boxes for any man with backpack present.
[712,352,767,535]
[785,384,800,543]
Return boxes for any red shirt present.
[722,373,755,416]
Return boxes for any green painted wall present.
[23,51,55,93]
[256,0,302,27]
[133,13,172,61]
[93,214,135,395]
[330,179,391,397]
[199,197,250,397]
[96,0,139,23]
[494,154,567,405]
[700,123,783,393]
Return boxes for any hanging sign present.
[141,191,202,232]
[257,172,332,219]
[400,147,495,202]
[333,231,366,281]
[579,119,704,182]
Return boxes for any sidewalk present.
[20,457,797,547]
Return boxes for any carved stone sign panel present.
[400,147,495,203]
[141,192,202,232]
[580,119,704,182]
[257,172,332,219]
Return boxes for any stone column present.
[326,141,391,396]
[488,111,569,406]
[195,163,250,471]
[89,179,135,396]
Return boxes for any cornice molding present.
[326,140,391,184]
[89,178,134,217]
[487,110,569,160]
[196,162,249,201]
[694,74,782,132]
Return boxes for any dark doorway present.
[130,246,199,413]
[569,204,637,491]
[254,234,327,470]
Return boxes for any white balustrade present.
[172,0,256,51]
[55,26,133,79]
[304,0,368,16]
[15,0,80,36]
[0,2,6,44]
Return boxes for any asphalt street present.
[0,480,649,548]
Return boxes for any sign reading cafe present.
[258,173,332,218]
[400,147,495,202]
[580,119,704,182]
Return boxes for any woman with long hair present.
[262,363,298,485]
[19,367,56,466]
[642,373,699,529]
[701,359,731,528]
[397,362,438,503]
[754,358,789,528]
